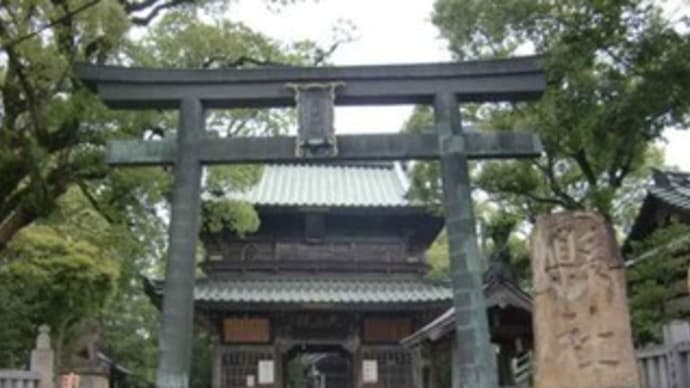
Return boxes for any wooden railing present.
[0,325,53,388]
[637,321,690,388]
[0,370,41,388]
[513,351,533,387]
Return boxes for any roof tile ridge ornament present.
[286,81,345,158]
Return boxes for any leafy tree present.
[410,0,689,289]
[0,0,323,249]
[0,186,119,368]
[425,210,532,287]
[627,222,690,344]
[0,0,337,381]
[408,0,689,230]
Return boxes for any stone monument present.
[31,325,55,388]
[531,212,640,388]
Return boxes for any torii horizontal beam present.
[74,56,544,109]
[107,132,542,165]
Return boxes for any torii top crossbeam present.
[75,55,543,109]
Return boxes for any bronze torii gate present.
[76,56,545,388]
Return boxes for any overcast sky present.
[228,0,690,171]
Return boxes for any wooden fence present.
[637,320,690,388]
[0,370,41,388]
[0,326,53,388]
[504,321,690,388]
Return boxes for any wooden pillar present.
[350,336,362,388]
[156,98,204,388]
[211,335,222,388]
[496,343,515,386]
[273,344,283,388]
[411,346,423,388]
[428,343,437,388]
[450,340,460,388]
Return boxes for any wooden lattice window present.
[362,349,414,388]
[221,350,274,388]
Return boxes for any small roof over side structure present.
[628,170,690,245]
[401,276,532,347]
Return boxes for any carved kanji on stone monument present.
[531,212,640,388]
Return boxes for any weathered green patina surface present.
[76,57,544,388]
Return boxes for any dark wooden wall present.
[202,208,443,276]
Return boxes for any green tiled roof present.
[649,170,690,210]
[626,170,690,245]
[224,163,413,207]
[146,278,452,304]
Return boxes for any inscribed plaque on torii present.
[531,212,640,388]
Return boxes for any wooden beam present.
[74,56,545,109]
[106,132,542,165]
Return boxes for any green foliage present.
[202,164,262,236]
[416,0,690,229]
[627,223,690,345]
[426,231,450,279]
[0,283,35,367]
[425,210,532,286]
[0,186,119,367]
[0,0,333,378]
[403,107,444,210]
[285,357,308,388]
[190,330,213,388]
[411,0,689,294]
[202,200,261,236]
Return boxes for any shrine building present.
[145,162,531,388]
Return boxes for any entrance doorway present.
[284,345,353,388]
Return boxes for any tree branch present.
[571,149,598,187]
[534,157,581,209]
[76,182,115,223]
[121,0,160,13]
[202,55,294,69]
[2,0,102,49]
[0,210,30,249]
[129,0,191,26]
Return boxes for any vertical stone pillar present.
[530,212,640,388]
[156,98,204,388]
[435,92,496,388]
[31,325,54,388]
